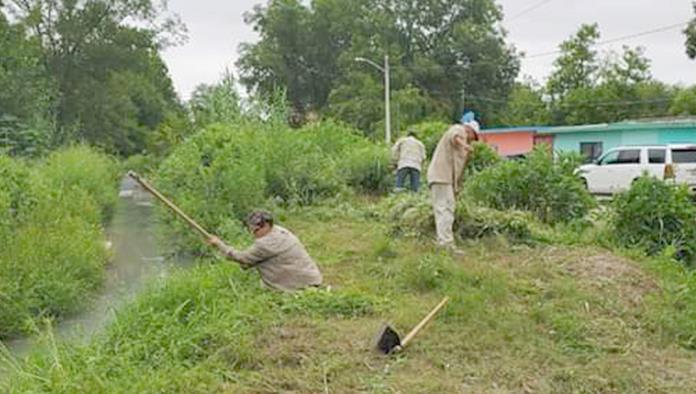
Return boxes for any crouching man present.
[208,211,323,292]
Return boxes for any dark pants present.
[396,167,421,192]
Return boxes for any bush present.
[464,142,502,177]
[0,147,119,338]
[156,120,391,253]
[38,146,121,220]
[611,176,696,262]
[411,120,450,156]
[466,146,595,224]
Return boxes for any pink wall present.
[480,131,536,156]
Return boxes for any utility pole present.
[355,55,391,144]
[384,54,391,144]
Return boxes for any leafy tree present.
[189,71,241,129]
[547,24,600,100]
[4,0,186,155]
[0,10,56,155]
[238,0,519,134]
[686,2,696,59]
[547,24,671,125]
[497,81,549,126]
[670,87,696,116]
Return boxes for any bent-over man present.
[208,211,323,292]
[426,117,480,248]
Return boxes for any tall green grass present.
[155,119,391,254]
[0,146,120,339]
[1,263,378,392]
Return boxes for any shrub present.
[464,142,502,177]
[466,146,595,224]
[411,120,450,156]
[611,176,696,262]
[156,120,392,253]
[38,146,120,220]
[341,144,392,194]
[0,147,118,338]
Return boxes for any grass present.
[0,147,120,339]
[5,199,696,392]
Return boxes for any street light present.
[355,55,391,144]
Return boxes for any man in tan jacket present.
[208,211,323,292]
[426,120,480,247]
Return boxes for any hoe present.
[376,297,450,354]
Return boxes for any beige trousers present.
[430,183,455,246]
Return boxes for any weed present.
[612,176,696,263]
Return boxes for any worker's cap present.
[464,120,480,141]
[246,210,274,228]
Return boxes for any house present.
[542,118,696,162]
[479,126,549,157]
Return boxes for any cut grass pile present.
[5,202,696,392]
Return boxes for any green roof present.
[544,119,696,134]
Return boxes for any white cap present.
[464,120,480,134]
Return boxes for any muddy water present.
[1,176,194,364]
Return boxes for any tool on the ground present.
[376,296,450,354]
[127,171,212,239]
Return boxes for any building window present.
[580,142,603,163]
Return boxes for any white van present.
[577,144,696,195]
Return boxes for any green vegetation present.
[612,176,696,263]
[467,146,595,224]
[0,147,119,339]
[155,119,390,254]
[8,200,696,392]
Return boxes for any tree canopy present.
[238,0,520,135]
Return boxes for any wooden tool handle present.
[400,297,450,348]
[127,171,213,239]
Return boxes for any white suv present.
[577,144,696,195]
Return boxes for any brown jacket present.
[223,226,323,292]
[426,124,471,191]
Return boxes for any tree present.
[686,2,696,59]
[4,0,187,155]
[497,81,550,127]
[547,24,600,100]
[547,23,671,125]
[670,87,696,116]
[0,10,56,155]
[189,71,241,129]
[238,0,519,133]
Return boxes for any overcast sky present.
[161,0,696,100]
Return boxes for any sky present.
[161,0,696,101]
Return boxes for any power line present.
[508,0,555,22]
[527,21,690,59]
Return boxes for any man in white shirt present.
[391,129,426,192]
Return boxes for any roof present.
[480,126,550,135]
[543,118,696,134]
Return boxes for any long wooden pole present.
[127,171,213,239]
[400,297,450,349]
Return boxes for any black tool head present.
[376,324,401,354]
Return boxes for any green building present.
[541,118,696,162]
